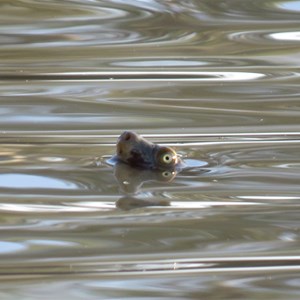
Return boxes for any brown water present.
[1,0,300,299]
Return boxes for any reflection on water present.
[113,161,178,194]
[0,174,77,189]
[1,0,300,299]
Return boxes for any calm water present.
[1,0,300,299]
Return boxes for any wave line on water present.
[79,255,300,275]
[1,131,299,141]
[3,256,299,278]
[0,71,265,82]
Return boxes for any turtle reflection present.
[113,161,177,194]
[113,162,177,210]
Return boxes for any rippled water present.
[1,0,300,299]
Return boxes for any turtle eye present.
[162,153,173,164]
[156,147,177,167]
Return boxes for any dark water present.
[1,0,300,299]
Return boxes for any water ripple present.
[0,1,300,298]
[0,71,266,81]
[228,29,300,45]
[269,30,300,41]
[194,0,300,22]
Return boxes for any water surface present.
[0,0,300,299]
